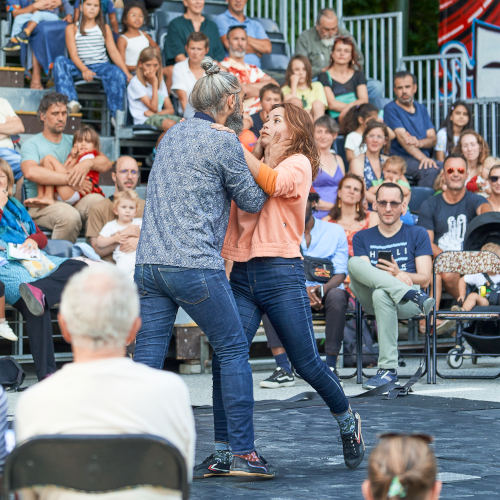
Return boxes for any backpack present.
[0,357,25,391]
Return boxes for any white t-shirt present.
[0,98,16,149]
[464,273,500,288]
[16,357,195,499]
[344,131,366,157]
[171,59,199,119]
[435,127,459,153]
[127,76,168,125]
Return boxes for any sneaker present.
[362,369,398,390]
[68,100,82,114]
[229,453,275,478]
[2,39,20,52]
[341,411,365,469]
[406,290,435,315]
[0,321,17,341]
[15,30,30,44]
[193,450,232,479]
[259,367,295,388]
[19,283,45,317]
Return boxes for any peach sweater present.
[221,154,312,262]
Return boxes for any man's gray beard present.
[225,97,243,135]
[321,37,334,48]
[231,50,246,59]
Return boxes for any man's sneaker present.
[407,290,435,316]
[362,369,398,390]
[68,100,82,114]
[259,367,295,388]
[193,450,232,479]
[341,411,365,469]
[229,453,275,478]
[15,30,30,44]
[3,39,20,52]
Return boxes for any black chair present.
[3,434,189,499]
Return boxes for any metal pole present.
[394,0,408,56]
[336,0,342,20]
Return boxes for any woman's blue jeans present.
[133,264,255,454]
[212,257,349,444]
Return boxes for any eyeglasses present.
[489,175,500,183]
[377,200,401,208]
[446,167,465,175]
[378,432,434,444]
[118,169,139,176]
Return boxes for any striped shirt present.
[75,24,108,66]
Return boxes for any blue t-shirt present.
[300,219,348,288]
[214,10,268,67]
[353,224,432,273]
[383,100,435,158]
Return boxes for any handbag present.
[302,255,334,283]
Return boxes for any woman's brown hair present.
[0,159,14,197]
[454,129,490,166]
[328,172,366,222]
[273,103,320,179]
[329,35,359,69]
[79,0,106,37]
[284,55,313,89]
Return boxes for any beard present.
[321,37,334,48]
[224,95,243,135]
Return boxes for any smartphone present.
[378,251,393,263]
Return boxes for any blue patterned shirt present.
[136,113,267,270]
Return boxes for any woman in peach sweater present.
[214,103,365,469]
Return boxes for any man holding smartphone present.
[348,183,434,389]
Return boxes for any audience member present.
[487,164,500,211]
[418,154,491,310]
[281,55,327,122]
[350,182,434,389]
[435,100,472,163]
[117,1,158,73]
[86,156,144,261]
[127,47,180,131]
[21,93,112,243]
[220,26,277,115]
[318,35,368,124]
[384,71,440,187]
[325,173,379,257]
[54,0,132,116]
[73,0,119,35]
[0,387,7,474]
[215,0,271,68]
[342,103,379,164]
[294,8,385,108]
[362,433,441,500]
[164,0,224,67]
[97,190,142,279]
[172,32,210,118]
[260,192,349,387]
[350,121,389,204]
[247,83,282,138]
[312,115,344,218]
[0,97,25,194]
[15,264,195,498]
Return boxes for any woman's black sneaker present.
[229,453,275,478]
[341,411,365,469]
[193,450,232,478]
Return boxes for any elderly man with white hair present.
[15,264,195,499]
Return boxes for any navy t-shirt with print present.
[417,192,486,251]
[353,224,432,273]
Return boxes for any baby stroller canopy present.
[463,212,500,251]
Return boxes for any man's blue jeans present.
[133,264,255,454]
[212,257,349,444]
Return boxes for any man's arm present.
[426,229,441,258]
[245,35,272,56]
[0,115,24,137]
[412,254,433,288]
[241,75,278,98]
[21,159,68,186]
[67,153,113,186]
[478,202,492,215]
[393,127,438,169]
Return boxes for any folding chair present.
[3,434,189,500]
[431,250,500,383]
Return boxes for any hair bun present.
[201,57,220,76]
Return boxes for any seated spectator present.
[0,97,25,195]
[318,35,368,125]
[21,93,112,243]
[454,129,496,196]
[247,83,282,138]
[350,182,434,389]
[350,121,389,203]
[128,47,180,131]
[487,164,500,211]
[73,0,119,35]
[435,100,472,163]
[384,71,440,188]
[15,264,195,498]
[295,8,385,108]
[282,55,327,122]
[86,156,145,261]
[260,192,349,388]
[312,115,344,219]
[324,173,379,257]
[417,153,491,311]
[362,433,441,500]
[97,190,142,279]
[54,0,132,116]
[24,124,104,207]
[117,1,158,73]
[0,157,87,380]
[164,0,224,67]
[220,26,277,115]
[342,103,379,164]
[215,0,271,68]
[172,32,210,119]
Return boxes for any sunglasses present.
[489,175,500,183]
[378,432,434,444]
[377,200,401,208]
[446,167,465,175]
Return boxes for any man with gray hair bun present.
[134,57,273,478]
[16,264,195,499]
